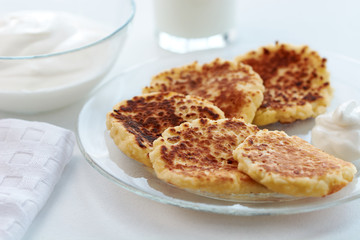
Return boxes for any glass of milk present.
[153,0,237,53]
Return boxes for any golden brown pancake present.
[236,42,333,126]
[106,92,225,167]
[143,58,264,123]
[233,130,357,197]
[149,118,271,194]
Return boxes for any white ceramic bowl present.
[0,0,135,113]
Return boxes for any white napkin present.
[0,119,75,240]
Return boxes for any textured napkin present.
[0,119,75,240]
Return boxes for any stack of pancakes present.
[106,42,357,198]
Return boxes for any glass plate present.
[77,44,360,215]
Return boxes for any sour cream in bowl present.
[0,0,135,113]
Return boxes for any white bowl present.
[0,0,135,113]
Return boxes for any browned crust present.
[143,58,264,122]
[238,43,329,108]
[106,92,225,167]
[236,42,332,125]
[234,130,357,197]
[241,131,349,178]
[109,92,224,148]
[150,118,271,194]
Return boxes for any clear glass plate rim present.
[76,120,360,215]
[76,47,360,216]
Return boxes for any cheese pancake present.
[149,118,271,194]
[106,92,225,167]
[236,42,332,126]
[143,58,264,123]
[234,130,357,197]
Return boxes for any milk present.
[153,0,237,52]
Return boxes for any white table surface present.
[3,0,360,239]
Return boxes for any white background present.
[2,0,360,239]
